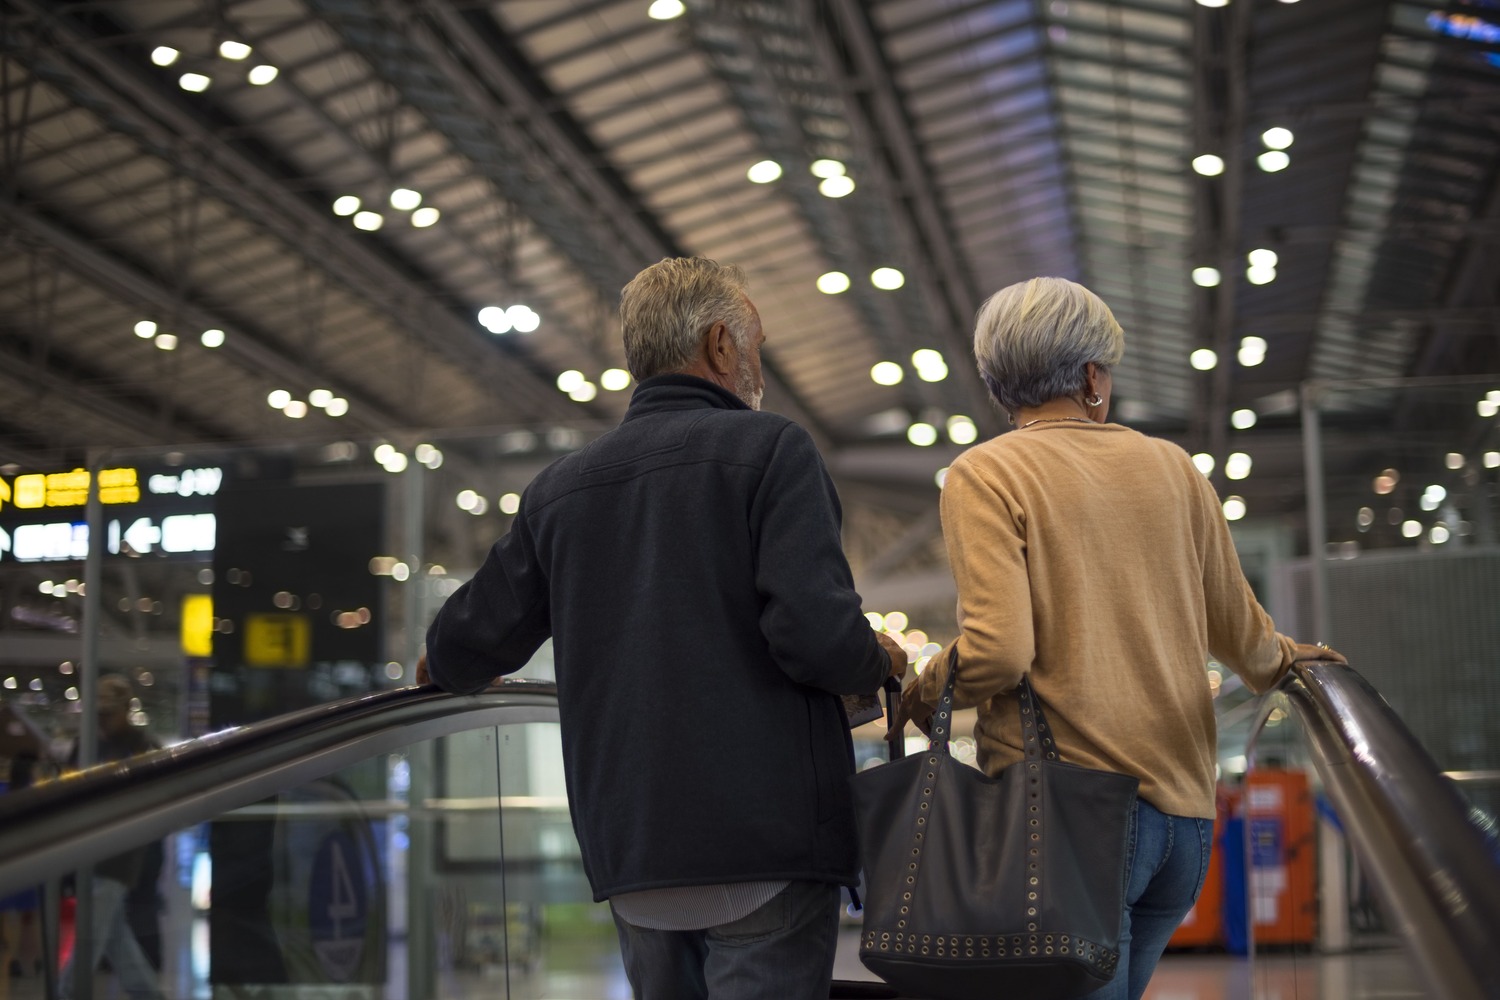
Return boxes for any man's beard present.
[734,357,762,411]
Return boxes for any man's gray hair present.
[972,277,1125,415]
[620,257,755,380]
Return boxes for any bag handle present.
[931,645,1060,762]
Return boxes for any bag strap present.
[933,645,1060,763]
[1017,676,1059,762]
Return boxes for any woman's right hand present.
[1292,642,1347,664]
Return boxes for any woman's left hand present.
[887,680,935,743]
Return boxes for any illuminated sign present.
[0,465,223,511]
[244,613,311,667]
[0,514,217,562]
[181,594,214,657]
[1427,10,1500,43]
[148,468,223,498]
[0,468,140,509]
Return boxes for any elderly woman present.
[891,276,1344,1000]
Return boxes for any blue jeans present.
[610,881,840,1000]
[1082,800,1212,1000]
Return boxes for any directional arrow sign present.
[122,517,161,555]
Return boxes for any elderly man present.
[423,256,904,999]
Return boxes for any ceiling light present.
[1246,264,1277,285]
[1479,399,1498,418]
[907,422,938,447]
[819,175,855,198]
[947,415,978,445]
[267,389,291,410]
[332,195,361,216]
[1225,452,1252,480]
[508,305,540,333]
[479,306,511,334]
[1192,453,1215,475]
[456,489,478,512]
[1190,348,1218,371]
[1424,484,1447,504]
[325,397,349,417]
[178,73,211,92]
[151,46,180,67]
[1196,0,1230,6]
[134,320,158,339]
[1192,267,1221,287]
[557,370,586,393]
[1223,496,1246,520]
[569,381,598,403]
[352,211,384,231]
[1485,452,1500,468]
[1247,249,1279,268]
[1261,127,1294,150]
[1238,336,1267,366]
[647,0,686,18]
[915,361,948,383]
[871,267,905,290]
[1191,154,1225,176]
[746,160,782,184]
[500,493,521,515]
[383,452,409,473]
[283,400,308,419]
[601,368,632,391]
[1231,408,1257,429]
[1431,524,1451,544]
[309,389,334,408]
[219,40,252,60]
[1445,452,1464,470]
[420,445,443,469]
[390,188,422,210]
[247,64,278,85]
[1257,150,1290,172]
[411,207,440,227]
[816,271,851,294]
[1402,519,1421,539]
[934,467,949,489]
[810,159,847,178]
[201,328,225,348]
[1357,507,1375,529]
[871,361,904,386]
[154,333,178,350]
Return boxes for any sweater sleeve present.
[917,454,1034,711]
[1193,463,1295,693]
[752,422,890,695]
[425,504,553,695]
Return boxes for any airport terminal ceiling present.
[0,0,1498,608]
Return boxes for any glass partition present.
[4,715,623,1000]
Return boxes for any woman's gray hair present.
[972,277,1125,414]
[620,257,755,380]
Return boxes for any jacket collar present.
[622,374,750,422]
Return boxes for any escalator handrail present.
[1246,660,1500,1000]
[0,679,560,899]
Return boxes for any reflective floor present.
[0,922,1424,1000]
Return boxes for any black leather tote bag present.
[850,651,1139,1000]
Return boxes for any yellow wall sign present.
[244,614,311,668]
[181,594,214,658]
[1,468,141,510]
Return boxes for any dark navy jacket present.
[425,374,889,899]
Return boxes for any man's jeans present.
[1083,799,1212,1000]
[61,876,165,1000]
[611,880,840,1000]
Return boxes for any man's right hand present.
[877,631,909,679]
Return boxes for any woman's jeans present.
[1083,799,1212,1000]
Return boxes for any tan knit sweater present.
[914,421,1295,819]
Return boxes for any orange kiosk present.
[1243,769,1317,946]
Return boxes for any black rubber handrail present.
[0,679,560,899]
[1247,661,1500,1000]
